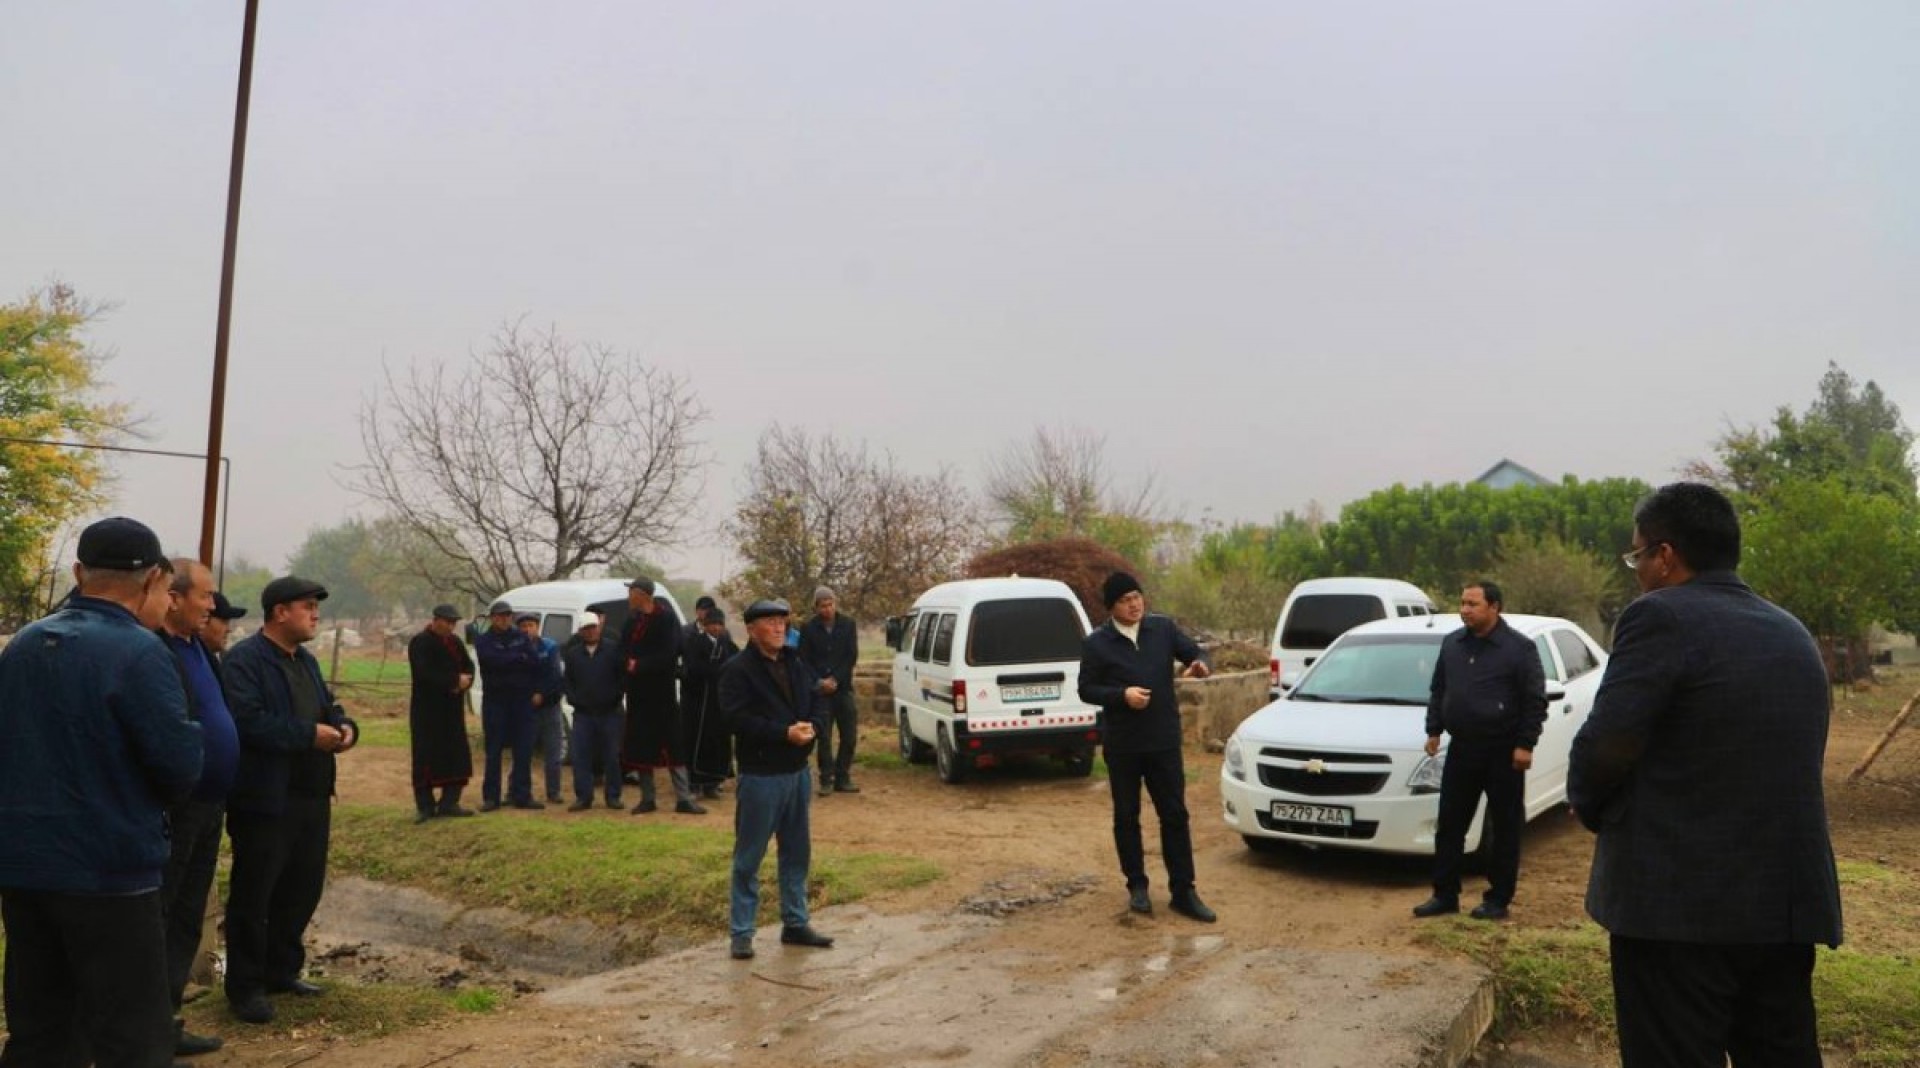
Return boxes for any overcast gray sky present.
[4,1,1916,585]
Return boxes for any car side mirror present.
[1279,670,1301,692]
[884,617,904,650]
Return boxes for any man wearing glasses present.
[1572,483,1842,1067]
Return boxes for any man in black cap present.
[619,578,702,814]
[562,614,627,811]
[408,605,476,823]
[517,612,567,804]
[473,600,544,811]
[799,586,861,796]
[221,576,359,1025]
[682,609,740,799]
[204,590,247,670]
[1078,571,1216,922]
[719,598,832,960]
[0,517,202,1066]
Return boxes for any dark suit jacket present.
[1568,571,1842,947]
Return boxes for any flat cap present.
[626,577,657,594]
[261,576,329,613]
[211,591,248,620]
[431,604,462,622]
[487,600,513,616]
[514,612,539,625]
[694,595,716,610]
[77,517,165,571]
[704,609,727,624]
[743,598,791,623]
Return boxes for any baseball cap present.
[77,517,165,571]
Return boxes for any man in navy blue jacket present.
[222,576,358,1026]
[718,598,832,960]
[1078,571,1215,922]
[1571,483,1842,1067]
[474,601,544,811]
[0,517,203,1066]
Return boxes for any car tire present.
[1242,834,1285,855]
[935,725,967,784]
[1062,748,1095,777]
[898,713,932,765]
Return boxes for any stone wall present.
[853,662,1272,747]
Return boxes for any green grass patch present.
[181,978,499,1043]
[329,805,940,945]
[1837,859,1901,887]
[1419,920,1920,1065]
[350,715,411,749]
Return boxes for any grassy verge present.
[329,804,940,945]
[1416,920,1920,1066]
[180,977,499,1043]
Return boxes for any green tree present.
[1692,362,1916,505]
[1487,532,1622,641]
[286,516,462,622]
[0,285,134,623]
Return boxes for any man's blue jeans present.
[482,698,537,805]
[730,767,813,938]
[571,707,625,805]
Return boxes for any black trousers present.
[1431,738,1525,905]
[0,888,173,1068]
[412,784,465,815]
[158,799,225,1011]
[224,797,331,1003]
[816,688,859,785]
[1611,936,1821,1068]
[1105,746,1195,894]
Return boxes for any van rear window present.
[1281,594,1388,650]
[966,599,1087,666]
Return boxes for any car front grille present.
[1257,766,1390,796]
[1256,811,1380,840]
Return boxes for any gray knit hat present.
[812,585,837,605]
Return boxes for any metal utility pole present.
[201,0,260,566]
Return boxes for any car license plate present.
[999,683,1060,703]
[1270,802,1353,827]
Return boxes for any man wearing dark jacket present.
[408,605,476,822]
[683,609,740,798]
[1078,571,1215,922]
[0,518,201,1067]
[518,612,567,804]
[620,578,702,814]
[157,558,242,1057]
[719,599,832,960]
[473,601,543,811]
[798,586,861,796]
[1414,580,1546,922]
[1570,483,1842,1067]
[562,615,626,811]
[222,576,359,1026]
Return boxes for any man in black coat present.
[798,585,861,796]
[1570,482,1843,1067]
[683,610,740,799]
[1414,580,1546,922]
[1078,571,1215,922]
[620,578,702,814]
[407,605,476,823]
[562,615,626,811]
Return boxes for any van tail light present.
[1269,658,1280,688]
[952,679,968,714]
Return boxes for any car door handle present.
[1561,703,1575,715]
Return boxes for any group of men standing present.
[0,517,358,1066]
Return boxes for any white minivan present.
[1269,577,1436,698]
[887,577,1102,784]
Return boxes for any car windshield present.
[1291,633,1442,706]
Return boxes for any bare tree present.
[350,320,708,604]
[981,425,1163,562]
[722,425,978,620]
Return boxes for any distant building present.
[1472,458,1552,490]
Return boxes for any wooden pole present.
[1850,687,1920,782]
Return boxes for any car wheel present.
[935,725,967,784]
[1242,834,1284,855]
[1062,748,1095,777]
[898,713,932,765]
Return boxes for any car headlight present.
[1407,751,1445,794]
[1224,735,1246,781]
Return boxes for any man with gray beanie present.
[1078,571,1215,922]
[798,585,861,796]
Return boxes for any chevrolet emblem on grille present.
[1304,759,1327,775]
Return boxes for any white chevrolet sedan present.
[1220,613,1607,856]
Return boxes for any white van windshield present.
[1281,594,1390,650]
[966,598,1086,667]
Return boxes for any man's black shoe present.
[270,978,324,997]
[546,793,564,804]
[567,799,592,812]
[835,780,861,794]
[675,799,708,815]
[1169,892,1218,923]
[230,993,273,1024]
[729,935,755,960]
[175,1020,223,1056]
[780,925,834,948]
[1411,896,1460,918]
[1127,887,1152,915]
[510,799,546,811]
[440,805,476,817]
[630,799,657,814]
[817,779,833,797]
[413,810,434,825]
[479,800,501,813]
[1470,902,1510,921]
[700,785,721,799]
